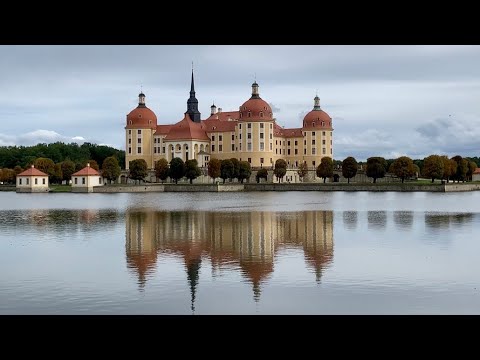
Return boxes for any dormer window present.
[240,113,242,118]
[139,114,142,118]
[129,120,132,125]
[248,112,251,118]
[321,121,325,126]
[260,112,263,118]
[148,120,151,124]
[312,122,315,127]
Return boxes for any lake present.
[0,191,479,314]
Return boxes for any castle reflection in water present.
[125,210,334,306]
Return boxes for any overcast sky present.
[0,45,479,160]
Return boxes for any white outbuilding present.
[16,165,49,193]
[71,163,103,193]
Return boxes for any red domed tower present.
[302,95,334,163]
[125,92,158,170]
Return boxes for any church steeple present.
[186,66,201,123]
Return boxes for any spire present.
[313,94,321,110]
[210,101,217,115]
[186,65,201,122]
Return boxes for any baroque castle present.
[124,70,333,170]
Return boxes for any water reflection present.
[0,209,120,234]
[393,211,414,231]
[125,210,334,306]
[367,211,387,230]
[342,211,358,230]
[424,212,474,231]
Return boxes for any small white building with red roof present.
[16,165,49,193]
[473,168,480,182]
[71,163,104,192]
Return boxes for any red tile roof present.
[155,124,173,135]
[473,168,480,174]
[284,128,303,138]
[204,111,240,122]
[164,114,210,141]
[302,109,332,130]
[126,106,157,129]
[202,118,237,132]
[239,98,273,121]
[17,165,48,177]
[73,165,100,176]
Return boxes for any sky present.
[0,45,479,161]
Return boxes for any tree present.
[423,155,444,183]
[451,155,468,182]
[366,157,387,183]
[220,159,234,184]
[297,162,308,182]
[75,162,83,172]
[13,165,23,175]
[102,156,121,184]
[169,158,186,184]
[129,159,148,184]
[237,161,252,184]
[154,158,169,183]
[316,157,334,183]
[342,156,358,183]
[185,159,201,184]
[256,168,268,183]
[51,163,63,184]
[230,158,240,182]
[441,156,456,183]
[0,168,15,184]
[274,159,287,183]
[61,160,75,183]
[389,156,415,183]
[207,158,221,183]
[34,157,56,181]
[466,160,478,181]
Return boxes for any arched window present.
[312,122,315,127]
[248,112,251,118]
[260,112,263,118]
[129,120,132,125]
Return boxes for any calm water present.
[0,191,479,314]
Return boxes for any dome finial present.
[251,78,260,99]
[138,90,146,107]
[313,93,321,110]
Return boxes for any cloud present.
[269,103,281,113]
[0,130,88,147]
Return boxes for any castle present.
[124,70,333,170]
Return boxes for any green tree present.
[423,155,444,183]
[389,156,415,183]
[51,163,63,184]
[13,165,23,175]
[238,161,252,184]
[451,155,468,182]
[220,159,234,184]
[297,162,308,182]
[185,159,201,184]
[61,160,76,183]
[129,159,148,184]
[230,158,240,182]
[316,157,334,183]
[207,158,221,183]
[366,157,387,183]
[34,157,56,180]
[274,159,287,183]
[154,158,169,183]
[466,160,478,181]
[75,162,83,172]
[441,156,456,183]
[169,158,186,184]
[0,168,15,184]
[256,168,268,183]
[102,156,121,184]
[342,156,358,183]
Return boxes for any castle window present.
[295,149,298,155]
[260,123,264,129]
[270,123,272,129]
[231,134,235,141]
[128,139,131,144]
[323,131,326,136]
[312,122,315,127]
[232,144,235,151]
[248,133,251,139]
[162,147,165,153]
[239,124,242,129]
[247,143,252,151]
[154,147,157,153]
[269,133,272,139]
[260,112,263,118]
[248,112,251,118]
[295,140,298,146]
[260,142,264,151]
[312,132,315,136]
[331,149,333,154]
[212,135,215,141]
[270,143,272,150]
[322,140,326,145]
[321,121,325,126]
[287,149,290,155]
[212,145,215,152]
[128,130,131,134]
[288,141,290,146]
[219,145,223,152]
[330,131,332,136]
[138,147,142,154]
[260,158,264,164]
[323,148,326,154]
[304,149,307,155]
[148,120,151,124]
[129,121,132,125]
[248,158,251,163]
[219,135,222,141]
[138,138,141,143]
[239,133,242,140]
[312,148,316,155]
[260,133,264,139]
[138,130,141,135]
[312,139,315,145]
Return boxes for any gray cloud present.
[0,130,87,147]
[0,46,479,159]
[269,103,281,113]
